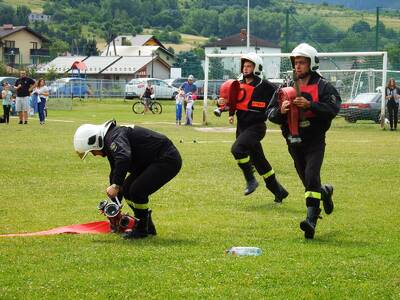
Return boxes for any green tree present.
[49,39,70,57]
[173,51,203,79]
[15,5,31,26]
[0,3,16,25]
[218,8,245,37]
[184,9,219,36]
[350,20,371,33]
[45,66,59,81]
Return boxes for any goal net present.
[203,52,388,127]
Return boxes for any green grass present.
[0,100,399,299]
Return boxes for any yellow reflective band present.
[237,156,250,164]
[305,191,321,200]
[133,203,149,210]
[125,199,135,207]
[262,169,275,179]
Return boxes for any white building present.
[204,33,281,79]
[28,13,51,23]
[100,45,174,67]
[37,55,171,81]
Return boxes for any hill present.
[3,0,44,12]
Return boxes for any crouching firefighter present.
[220,53,288,203]
[267,43,341,239]
[73,120,182,239]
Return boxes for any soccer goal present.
[203,51,388,127]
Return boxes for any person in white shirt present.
[33,78,49,125]
[185,93,194,125]
[175,88,184,125]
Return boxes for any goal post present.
[203,51,388,128]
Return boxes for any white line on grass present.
[10,116,75,123]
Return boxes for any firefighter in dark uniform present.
[74,120,182,239]
[267,43,341,239]
[226,53,288,202]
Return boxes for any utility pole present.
[285,9,289,53]
[247,0,250,51]
[375,6,380,51]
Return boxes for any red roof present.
[71,61,87,71]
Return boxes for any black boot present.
[238,162,259,196]
[321,184,334,215]
[264,175,289,204]
[123,208,149,239]
[300,206,321,239]
[147,209,157,236]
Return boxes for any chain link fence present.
[46,78,128,99]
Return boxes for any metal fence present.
[46,79,128,99]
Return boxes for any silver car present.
[339,92,399,123]
[125,78,178,100]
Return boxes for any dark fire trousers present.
[231,122,273,176]
[288,141,325,208]
[122,145,182,208]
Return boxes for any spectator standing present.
[14,70,35,124]
[185,93,194,125]
[181,75,197,120]
[1,83,12,124]
[175,88,184,125]
[385,78,400,131]
[33,78,49,125]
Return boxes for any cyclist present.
[141,81,154,113]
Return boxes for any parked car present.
[49,77,90,98]
[125,78,178,100]
[196,79,225,100]
[0,76,18,95]
[163,78,190,89]
[339,92,398,123]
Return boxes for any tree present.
[173,51,203,79]
[385,43,400,69]
[184,9,219,36]
[15,5,31,26]
[218,8,245,37]
[208,50,224,80]
[49,39,70,57]
[350,20,371,33]
[44,66,59,81]
[0,3,16,25]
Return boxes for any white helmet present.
[188,74,194,81]
[290,43,320,72]
[73,119,115,160]
[240,52,263,76]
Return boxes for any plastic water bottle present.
[225,247,262,256]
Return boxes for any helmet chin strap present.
[297,70,311,79]
[243,72,254,79]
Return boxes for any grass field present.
[0,100,399,299]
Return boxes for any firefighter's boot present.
[147,209,157,236]
[123,208,149,239]
[264,175,289,204]
[321,184,334,215]
[300,206,321,239]
[239,162,259,196]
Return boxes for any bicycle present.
[132,97,162,114]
